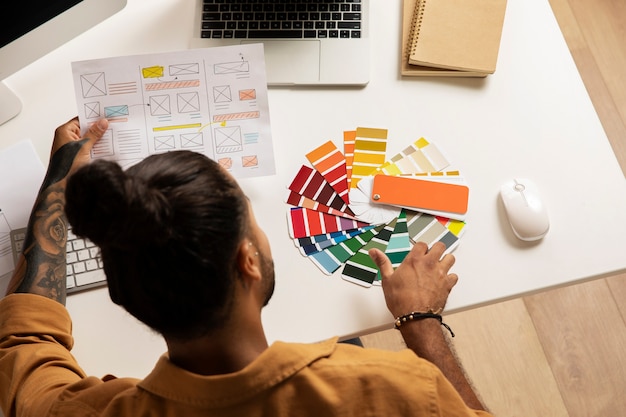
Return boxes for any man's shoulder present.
[272,341,456,414]
[279,339,440,383]
[326,342,433,371]
[271,338,434,371]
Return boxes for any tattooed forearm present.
[39,138,89,192]
[8,140,87,304]
[14,181,68,304]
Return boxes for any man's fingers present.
[427,241,446,259]
[83,119,109,147]
[440,252,456,270]
[368,248,393,279]
[446,273,459,289]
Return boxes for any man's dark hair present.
[65,151,249,339]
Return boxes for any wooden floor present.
[361,1,626,416]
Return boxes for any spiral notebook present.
[402,0,507,76]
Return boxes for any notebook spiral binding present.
[408,0,426,57]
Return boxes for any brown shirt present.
[0,294,492,417]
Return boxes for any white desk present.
[1,0,626,379]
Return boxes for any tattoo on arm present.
[11,140,88,304]
[39,139,89,192]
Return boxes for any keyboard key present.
[339,21,360,29]
[343,13,361,21]
[75,270,106,287]
[73,261,87,274]
[203,22,226,29]
[72,239,85,251]
[66,277,76,290]
[86,259,99,271]
[77,249,90,262]
[248,30,303,38]
[203,12,221,21]
[67,252,78,264]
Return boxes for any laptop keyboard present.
[10,227,107,294]
[200,0,363,40]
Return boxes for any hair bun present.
[66,159,172,249]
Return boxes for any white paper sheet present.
[71,43,275,178]
[0,140,45,278]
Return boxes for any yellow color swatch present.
[350,127,388,188]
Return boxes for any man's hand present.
[370,242,487,411]
[5,118,108,303]
[45,118,109,186]
[369,241,458,318]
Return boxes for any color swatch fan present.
[285,128,468,287]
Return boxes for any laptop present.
[190,0,370,86]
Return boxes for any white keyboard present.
[10,227,107,294]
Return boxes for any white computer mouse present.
[499,178,550,241]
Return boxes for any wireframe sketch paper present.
[71,44,275,179]
[0,140,45,283]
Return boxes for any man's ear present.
[236,240,262,286]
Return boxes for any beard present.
[259,250,275,307]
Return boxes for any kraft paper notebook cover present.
[401,0,486,77]
[405,0,507,74]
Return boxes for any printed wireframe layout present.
[0,210,14,276]
[72,44,275,178]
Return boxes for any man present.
[0,118,492,416]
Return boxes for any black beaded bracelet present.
[394,311,455,337]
